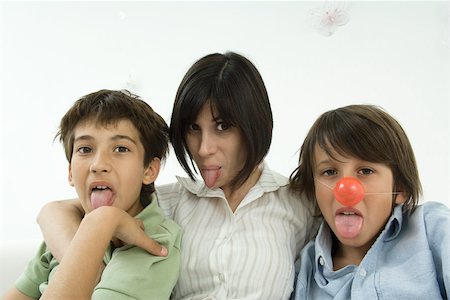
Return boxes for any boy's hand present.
[108,208,168,257]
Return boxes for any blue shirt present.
[294,201,450,300]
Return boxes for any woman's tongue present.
[203,168,220,188]
[90,189,114,209]
[335,213,363,239]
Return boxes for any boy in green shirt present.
[2,89,181,300]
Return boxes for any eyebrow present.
[315,158,331,168]
[74,135,138,145]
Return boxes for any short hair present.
[170,52,273,188]
[56,89,169,203]
[289,104,422,214]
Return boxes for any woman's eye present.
[77,146,92,154]
[217,122,231,131]
[188,124,200,131]
[114,146,129,153]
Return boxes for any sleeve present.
[92,219,181,300]
[15,241,58,298]
[424,201,450,299]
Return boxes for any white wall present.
[0,1,448,244]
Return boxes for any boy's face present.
[68,119,159,216]
[313,145,406,256]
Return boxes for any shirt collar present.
[175,162,288,198]
[314,222,334,271]
[313,204,405,273]
[382,204,403,242]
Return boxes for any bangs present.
[181,82,238,128]
[314,109,393,164]
[209,97,237,127]
[74,94,139,127]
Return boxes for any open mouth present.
[90,185,114,209]
[341,211,356,216]
[92,185,110,191]
[201,166,221,188]
[335,208,363,239]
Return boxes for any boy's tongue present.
[203,168,220,188]
[335,214,363,239]
[90,189,114,209]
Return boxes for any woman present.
[37,52,319,299]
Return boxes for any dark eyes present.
[322,169,337,176]
[321,168,374,176]
[359,168,374,175]
[75,146,129,154]
[187,121,232,132]
[77,146,92,154]
[217,122,231,131]
[188,124,200,131]
[114,146,130,153]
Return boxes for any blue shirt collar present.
[314,204,404,273]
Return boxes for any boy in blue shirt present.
[2,89,181,300]
[290,104,449,299]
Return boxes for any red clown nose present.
[333,177,365,206]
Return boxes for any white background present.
[1,1,449,243]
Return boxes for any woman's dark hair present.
[170,52,273,188]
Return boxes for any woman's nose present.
[198,133,217,157]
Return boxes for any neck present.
[222,165,262,212]
[331,234,373,271]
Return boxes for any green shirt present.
[15,195,181,300]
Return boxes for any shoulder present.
[409,201,450,245]
[155,181,185,219]
[421,201,450,213]
[137,218,181,260]
[275,184,320,226]
[138,199,182,251]
[155,181,184,198]
[261,165,317,208]
[412,201,450,223]
[258,164,289,187]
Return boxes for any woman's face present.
[185,103,246,192]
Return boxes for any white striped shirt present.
[156,164,319,300]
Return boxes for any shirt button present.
[218,273,225,282]
[319,257,325,266]
[359,268,367,277]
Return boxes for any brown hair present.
[56,89,169,202]
[290,104,422,214]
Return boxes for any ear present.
[143,158,161,185]
[394,191,407,205]
[68,164,75,187]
